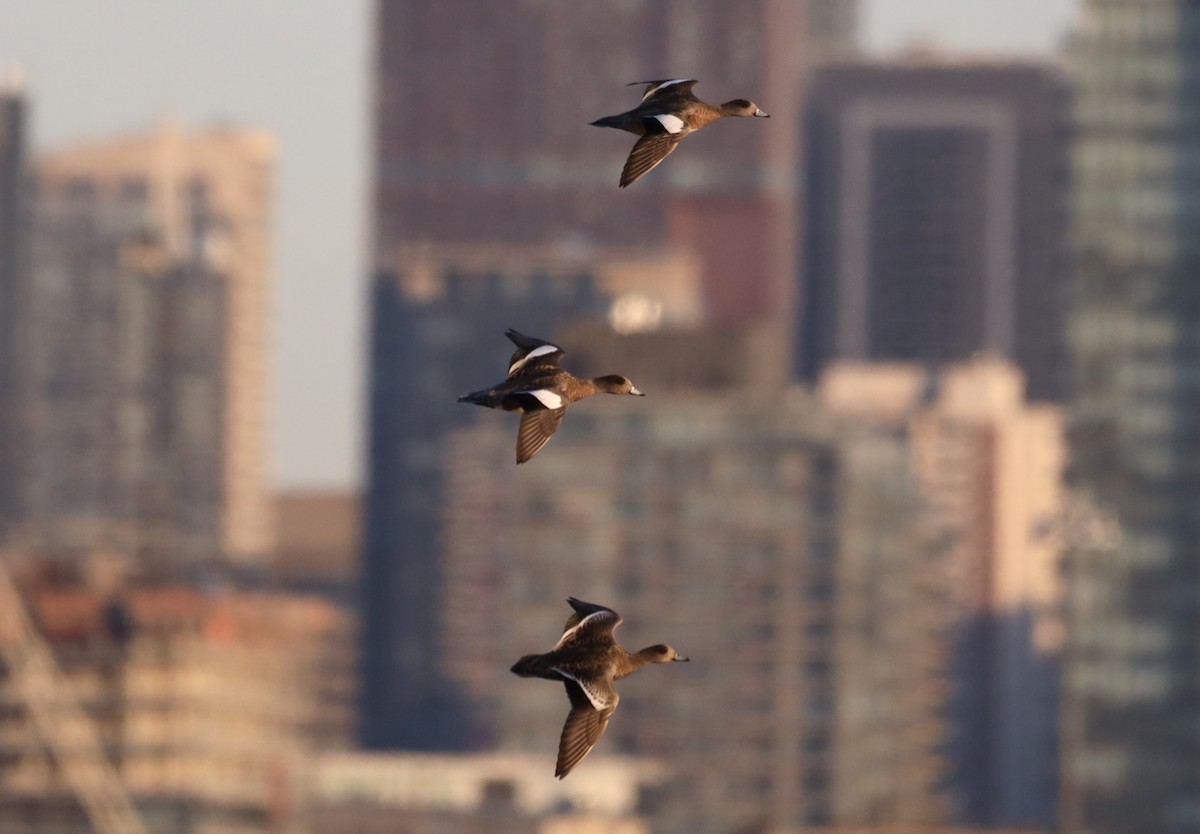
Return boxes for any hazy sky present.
[0,0,1078,491]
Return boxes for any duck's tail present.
[510,654,545,677]
[457,389,492,406]
[589,114,623,129]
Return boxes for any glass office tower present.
[1062,2,1200,832]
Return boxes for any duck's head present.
[640,644,689,663]
[594,374,645,396]
[721,99,770,118]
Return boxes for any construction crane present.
[0,557,148,834]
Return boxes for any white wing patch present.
[652,113,686,134]
[642,78,692,102]
[508,343,560,375]
[522,389,564,410]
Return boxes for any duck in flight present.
[457,329,644,464]
[511,597,689,778]
[590,78,770,187]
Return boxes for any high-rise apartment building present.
[808,0,860,59]
[439,389,952,833]
[0,86,28,538]
[361,244,699,749]
[820,358,1066,828]
[21,199,226,566]
[372,0,805,325]
[1061,2,1200,832]
[801,57,1069,401]
[26,124,275,566]
[365,0,807,752]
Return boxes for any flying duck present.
[590,78,770,187]
[511,597,689,778]
[457,329,644,464]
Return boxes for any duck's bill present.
[754,108,770,118]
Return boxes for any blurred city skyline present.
[0,0,1078,489]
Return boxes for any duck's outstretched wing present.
[620,132,684,187]
[556,681,618,778]
[628,78,698,104]
[505,329,564,377]
[516,407,566,464]
[554,598,621,649]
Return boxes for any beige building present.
[300,751,663,834]
[819,357,1066,826]
[272,490,361,603]
[21,204,227,566]
[0,564,356,834]
[32,123,275,566]
[777,829,1039,834]
[386,241,706,333]
[440,385,953,833]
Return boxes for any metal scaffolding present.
[0,558,147,834]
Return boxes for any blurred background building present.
[820,358,1065,828]
[271,489,361,606]
[0,83,28,539]
[20,186,226,568]
[20,124,276,569]
[1061,1,1200,832]
[299,751,664,834]
[808,0,860,61]
[801,56,1070,402]
[363,0,810,754]
[439,367,953,833]
[0,554,356,834]
[12,0,1200,831]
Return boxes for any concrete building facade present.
[801,57,1069,402]
[439,389,953,833]
[20,196,226,567]
[361,243,701,750]
[25,125,275,566]
[819,358,1066,828]
[0,567,356,834]
[364,0,810,753]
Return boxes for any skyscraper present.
[801,56,1069,401]
[0,85,28,538]
[29,124,276,567]
[371,0,805,325]
[1061,2,1200,831]
[808,0,860,59]
[361,243,698,749]
[819,358,1066,828]
[439,389,952,833]
[364,0,807,750]
[21,197,226,565]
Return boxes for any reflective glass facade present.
[1063,2,1200,831]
